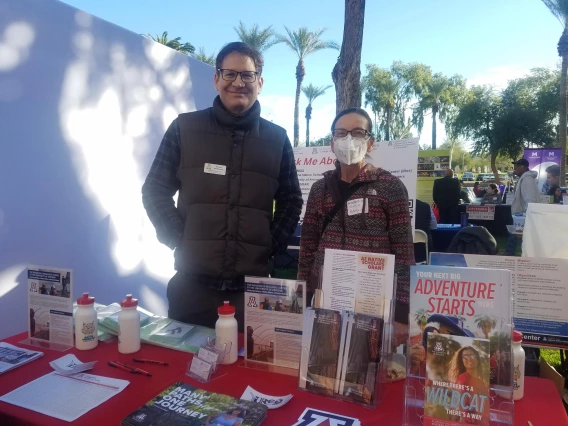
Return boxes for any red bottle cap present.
[121,294,138,308]
[513,330,523,342]
[218,301,235,315]
[77,292,95,305]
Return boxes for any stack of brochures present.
[122,382,267,426]
[299,308,384,406]
[0,342,43,375]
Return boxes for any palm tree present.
[413,73,465,149]
[414,308,429,331]
[277,27,339,146]
[234,21,281,53]
[541,0,568,185]
[193,47,216,66]
[301,84,332,146]
[474,315,497,339]
[363,66,399,141]
[144,31,195,55]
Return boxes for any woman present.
[297,108,414,346]
[205,407,246,426]
[448,346,489,425]
[480,183,502,205]
[548,185,563,204]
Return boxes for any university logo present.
[433,341,444,356]
[292,409,358,426]
[30,282,37,292]
[247,296,258,308]
[312,148,318,154]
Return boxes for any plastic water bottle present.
[215,301,238,365]
[512,330,525,400]
[118,294,140,354]
[75,292,98,350]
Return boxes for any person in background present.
[548,185,563,204]
[503,159,539,256]
[142,42,302,331]
[433,169,461,224]
[481,183,502,205]
[298,107,414,348]
[542,164,560,194]
[246,326,254,358]
[473,181,486,198]
[459,180,471,204]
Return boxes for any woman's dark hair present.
[216,42,263,74]
[548,185,561,196]
[488,183,499,193]
[228,407,247,417]
[331,108,373,133]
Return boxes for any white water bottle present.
[512,330,525,400]
[215,301,238,365]
[118,294,140,354]
[75,292,98,350]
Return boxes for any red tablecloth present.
[0,332,566,426]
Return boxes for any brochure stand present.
[186,337,230,383]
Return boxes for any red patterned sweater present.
[297,163,415,324]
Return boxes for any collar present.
[212,95,260,130]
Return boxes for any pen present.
[132,358,169,366]
[108,361,139,375]
[116,361,152,377]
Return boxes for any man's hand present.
[393,321,409,348]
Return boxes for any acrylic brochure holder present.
[186,337,231,383]
[297,268,395,409]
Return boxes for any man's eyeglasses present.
[217,69,260,83]
[332,128,371,139]
[462,354,476,360]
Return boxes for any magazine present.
[298,308,341,396]
[0,342,43,374]
[244,277,305,369]
[121,382,267,426]
[424,333,490,426]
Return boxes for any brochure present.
[27,265,73,348]
[244,277,306,369]
[0,342,43,374]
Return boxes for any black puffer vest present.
[175,97,285,279]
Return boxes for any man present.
[432,169,461,224]
[459,180,471,204]
[503,158,539,255]
[142,42,303,331]
[541,164,560,194]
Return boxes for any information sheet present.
[431,253,568,349]
[0,372,129,422]
[27,265,73,348]
[244,277,306,369]
[320,249,395,317]
[466,205,496,220]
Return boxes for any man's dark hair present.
[215,42,264,74]
[545,164,560,177]
[331,107,373,133]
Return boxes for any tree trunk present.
[332,0,365,113]
[294,59,305,147]
[560,51,568,185]
[432,107,437,150]
[385,107,392,141]
[490,151,499,183]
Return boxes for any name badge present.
[346,198,368,216]
[204,163,226,175]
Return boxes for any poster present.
[293,138,419,232]
[244,277,306,369]
[523,148,562,193]
[27,266,73,348]
[430,253,568,349]
[466,205,496,220]
[416,149,452,204]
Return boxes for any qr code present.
[408,199,414,221]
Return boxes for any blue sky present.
[60,0,561,144]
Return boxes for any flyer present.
[244,277,306,369]
[320,249,395,317]
[431,252,568,349]
[27,265,74,348]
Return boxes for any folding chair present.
[414,229,429,264]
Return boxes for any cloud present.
[466,64,540,89]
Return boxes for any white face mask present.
[334,134,369,165]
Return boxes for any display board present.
[523,148,562,193]
[416,149,452,204]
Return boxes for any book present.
[424,333,490,426]
[121,382,267,426]
[0,342,43,374]
[298,308,341,396]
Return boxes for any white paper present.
[49,354,96,375]
[204,163,226,175]
[321,249,395,317]
[189,357,212,381]
[0,372,129,422]
[0,342,43,374]
[346,198,368,216]
[197,346,220,364]
[240,385,292,409]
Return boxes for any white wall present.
[0,0,217,339]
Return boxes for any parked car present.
[462,172,475,181]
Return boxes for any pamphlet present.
[244,277,306,369]
[0,342,43,374]
[49,354,96,375]
[240,385,293,409]
[320,249,394,317]
[27,265,74,348]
